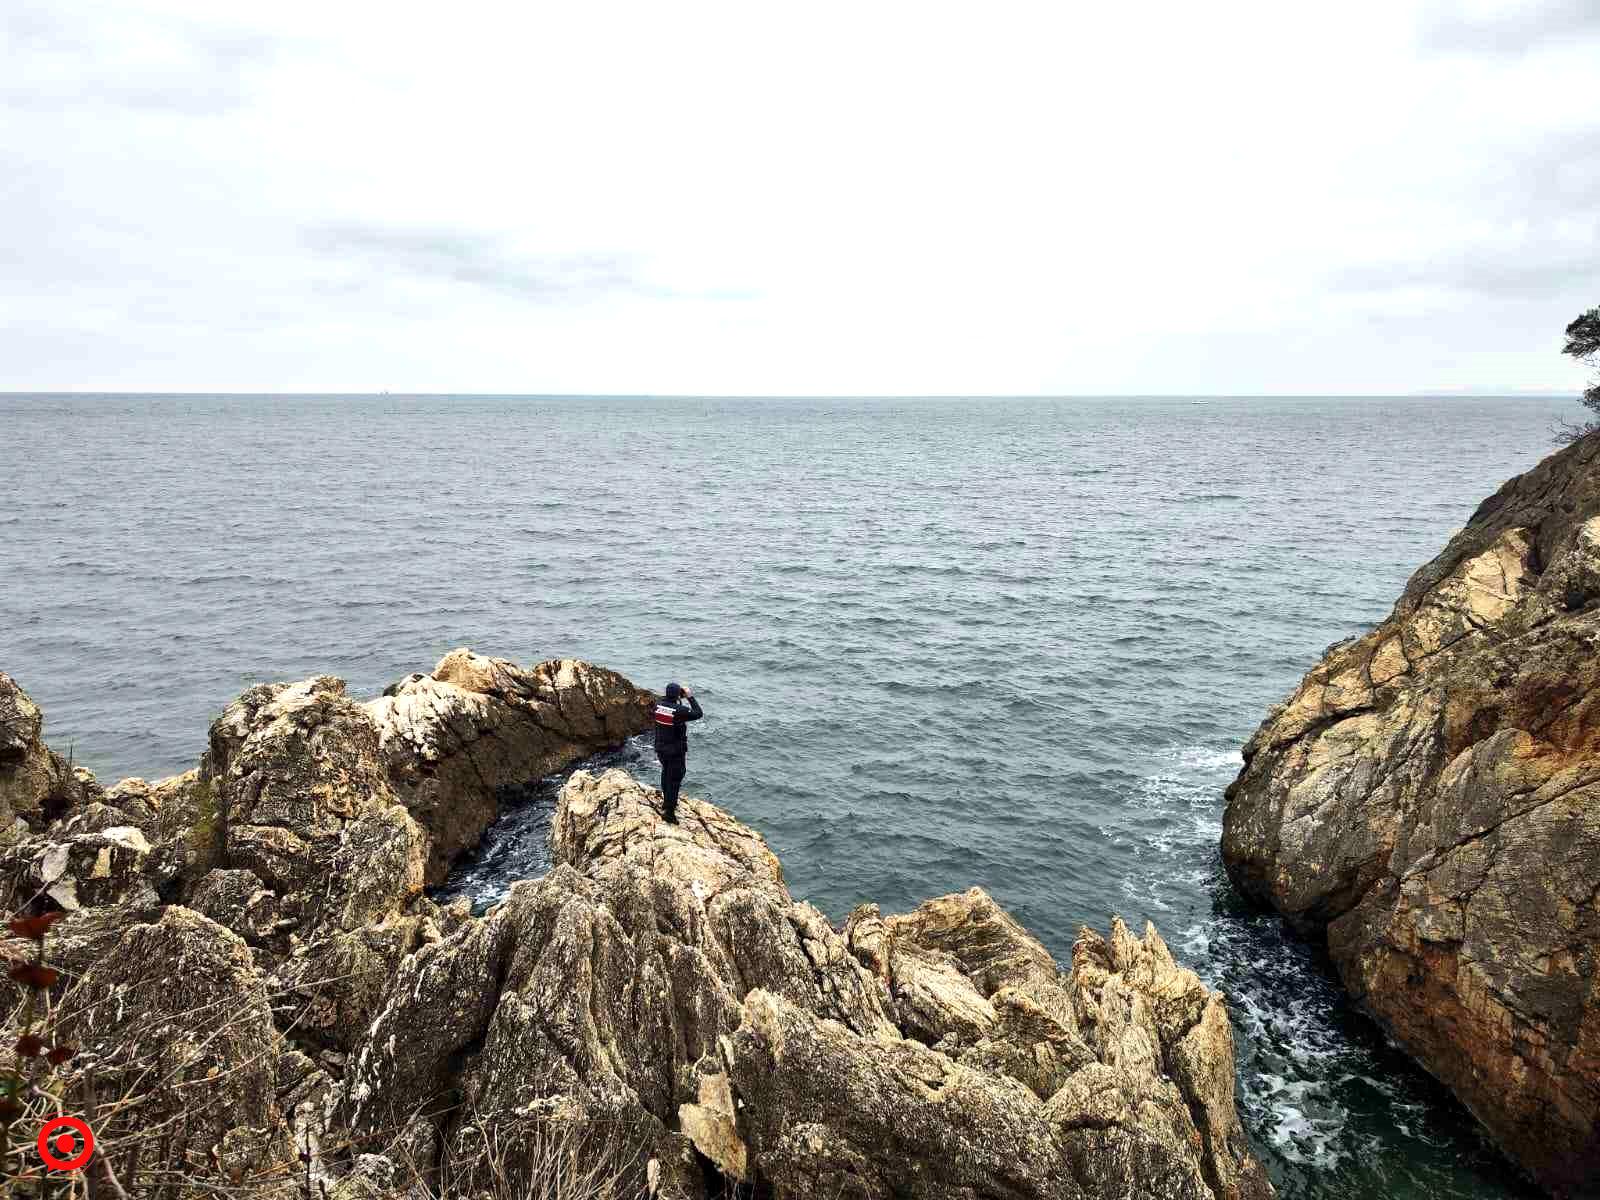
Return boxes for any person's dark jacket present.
[652,694,702,758]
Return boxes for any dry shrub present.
[1,912,657,1200]
[406,1107,649,1200]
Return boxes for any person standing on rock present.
[652,682,702,823]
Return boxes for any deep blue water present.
[0,393,1567,1199]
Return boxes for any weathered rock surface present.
[0,672,98,849]
[366,649,655,883]
[1223,435,1600,1198]
[344,769,1270,1200]
[56,905,305,1197]
[1,661,1267,1199]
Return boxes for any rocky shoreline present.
[1,651,1271,1199]
[1222,436,1600,1199]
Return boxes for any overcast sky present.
[2,0,1596,394]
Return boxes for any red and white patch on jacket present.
[654,704,677,726]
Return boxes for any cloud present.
[1417,0,1600,55]
[302,224,644,303]
[1335,239,1600,299]
[0,1,1594,393]
[0,0,283,114]
[1330,123,1600,300]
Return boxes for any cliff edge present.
[1,656,1270,1199]
[1222,436,1600,1198]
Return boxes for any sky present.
[1,0,1596,395]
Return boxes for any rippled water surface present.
[2,393,1566,1199]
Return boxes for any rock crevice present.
[2,660,1269,1200]
[1223,437,1600,1198]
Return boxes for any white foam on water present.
[1176,921,1211,958]
[1120,874,1171,910]
[1113,746,1377,1177]
[1156,744,1245,771]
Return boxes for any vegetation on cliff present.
[1555,305,1600,443]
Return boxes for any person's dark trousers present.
[660,754,686,823]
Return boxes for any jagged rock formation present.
[345,768,1269,1199]
[1,661,1269,1199]
[1223,436,1600,1199]
[0,672,99,845]
[367,649,653,883]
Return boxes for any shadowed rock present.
[1223,435,1600,1197]
[0,672,98,848]
[342,769,1270,1200]
[366,648,654,883]
[1,659,1268,1199]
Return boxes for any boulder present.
[0,673,97,843]
[1223,434,1600,1197]
[55,906,299,1196]
[849,890,1266,1200]
[364,649,654,882]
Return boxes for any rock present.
[849,890,1265,1200]
[728,987,1091,1199]
[1,657,1268,1200]
[1069,921,1268,1200]
[678,1071,746,1180]
[207,676,420,902]
[0,673,96,840]
[109,769,219,890]
[0,673,41,760]
[328,1153,412,1200]
[56,906,297,1194]
[189,868,282,943]
[342,768,1267,1200]
[365,649,654,883]
[1223,435,1600,1197]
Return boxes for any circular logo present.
[38,1116,94,1171]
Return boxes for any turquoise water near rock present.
[1,393,1565,1198]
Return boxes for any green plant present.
[1554,305,1600,442]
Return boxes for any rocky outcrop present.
[56,906,305,1198]
[366,649,653,883]
[0,657,631,982]
[1223,435,1600,1198]
[341,768,1270,1200]
[0,672,99,850]
[0,661,1267,1199]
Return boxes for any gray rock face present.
[1223,436,1600,1198]
[0,672,96,848]
[2,659,1267,1200]
[56,906,299,1191]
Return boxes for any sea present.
[0,393,1569,1199]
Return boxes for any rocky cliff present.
[1222,436,1600,1199]
[1,656,1271,1200]
[1,672,100,833]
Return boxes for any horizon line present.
[0,390,1582,401]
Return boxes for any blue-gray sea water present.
[1,393,1568,1199]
